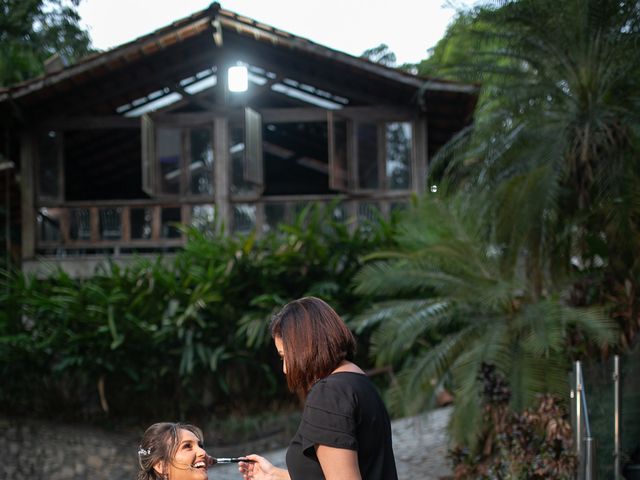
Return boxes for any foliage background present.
[0,205,397,430]
[0,0,93,86]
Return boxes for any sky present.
[77,0,473,66]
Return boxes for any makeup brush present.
[206,455,254,465]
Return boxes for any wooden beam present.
[6,16,213,102]
[38,105,416,131]
[47,45,221,117]
[40,116,139,130]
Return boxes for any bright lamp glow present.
[228,65,248,92]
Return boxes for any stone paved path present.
[209,406,453,480]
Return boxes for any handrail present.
[578,364,592,438]
[573,360,596,480]
[613,355,620,480]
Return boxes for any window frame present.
[340,115,416,194]
[141,115,216,199]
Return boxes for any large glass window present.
[143,119,214,197]
[386,122,412,190]
[356,121,413,191]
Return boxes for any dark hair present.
[270,296,356,395]
[136,422,204,480]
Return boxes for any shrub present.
[0,203,395,426]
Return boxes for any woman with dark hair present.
[136,422,210,480]
[239,296,398,480]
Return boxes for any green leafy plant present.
[354,194,616,446]
[0,202,396,426]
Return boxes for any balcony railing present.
[35,193,411,255]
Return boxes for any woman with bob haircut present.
[239,296,398,480]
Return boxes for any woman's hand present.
[238,454,290,480]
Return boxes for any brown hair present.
[136,422,204,480]
[270,296,356,396]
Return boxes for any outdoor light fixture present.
[228,65,248,92]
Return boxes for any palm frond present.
[367,300,454,366]
[352,298,449,334]
[385,324,480,416]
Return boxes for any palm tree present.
[354,0,637,446]
[354,193,615,445]
[431,0,640,291]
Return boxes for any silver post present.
[584,436,596,480]
[614,355,620,480]
[576,361,583,459]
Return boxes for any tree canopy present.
[0,0,93,87]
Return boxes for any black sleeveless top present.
[285,372,398,480]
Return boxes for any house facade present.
[0,2,477,276]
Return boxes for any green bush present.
[0,203,396,426]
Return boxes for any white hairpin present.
[138,446,151,456]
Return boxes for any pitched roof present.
[0,2,476,103]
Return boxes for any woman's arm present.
[238,454,290,480]
[316,445,361,480]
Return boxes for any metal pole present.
[578,360,596,480]
[570,369,576,456]
[614,355,620,480]
[584,436,596,480]
[576,361,583,460]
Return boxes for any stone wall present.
[0,416,290,480]
[0,417,139,480]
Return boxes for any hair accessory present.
[138,446,151,456]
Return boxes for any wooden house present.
[0,2,477,276]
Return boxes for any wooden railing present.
[35,193,411,254]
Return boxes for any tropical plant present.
[352,3,638,450]
[353,194,616,446]
[450,392,577,479]
[428,0,640,313]
[0,202,396,425]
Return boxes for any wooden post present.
[90,207,99,241]
[413,117,428,195]
[181,204,191,240]
[20,132,36,260]
[121,207,131,242]
[214,117,230,233]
